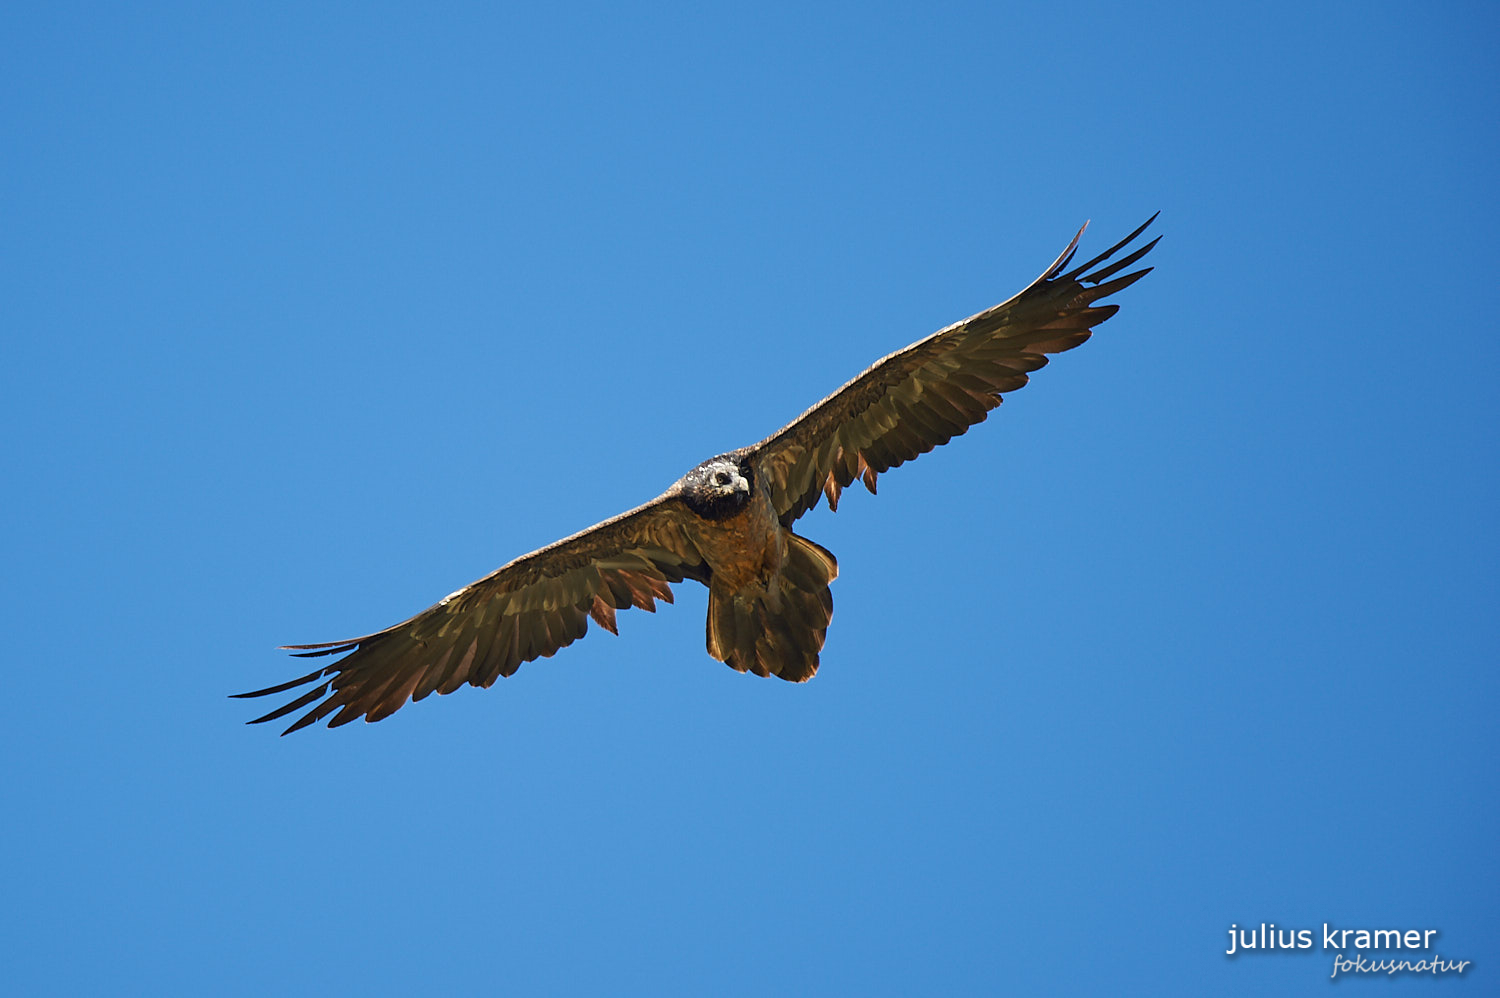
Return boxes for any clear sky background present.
[3,3,1495,995]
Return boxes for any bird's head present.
[680,456,754,519]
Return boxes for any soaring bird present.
[236,216,1158,733]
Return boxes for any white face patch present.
[706,462,747,495]
[676,457,753,516]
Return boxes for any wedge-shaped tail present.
[706,532,839,682]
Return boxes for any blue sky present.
[3,2,1496,995]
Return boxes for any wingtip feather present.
[231,666,329,699]
[1032,221,1089,287]
[1062,212,1161,282]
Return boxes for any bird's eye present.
[713,471,731,486]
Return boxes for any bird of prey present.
[236,216,1158,733]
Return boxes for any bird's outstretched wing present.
[234,494,709,734]
[742,215,1159,525]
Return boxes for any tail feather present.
[706,532,838,682]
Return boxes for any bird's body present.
[238,217,1159,733]
[683,461,790,609]
[680,455,839,684]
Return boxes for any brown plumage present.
[235,216,1158,733]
